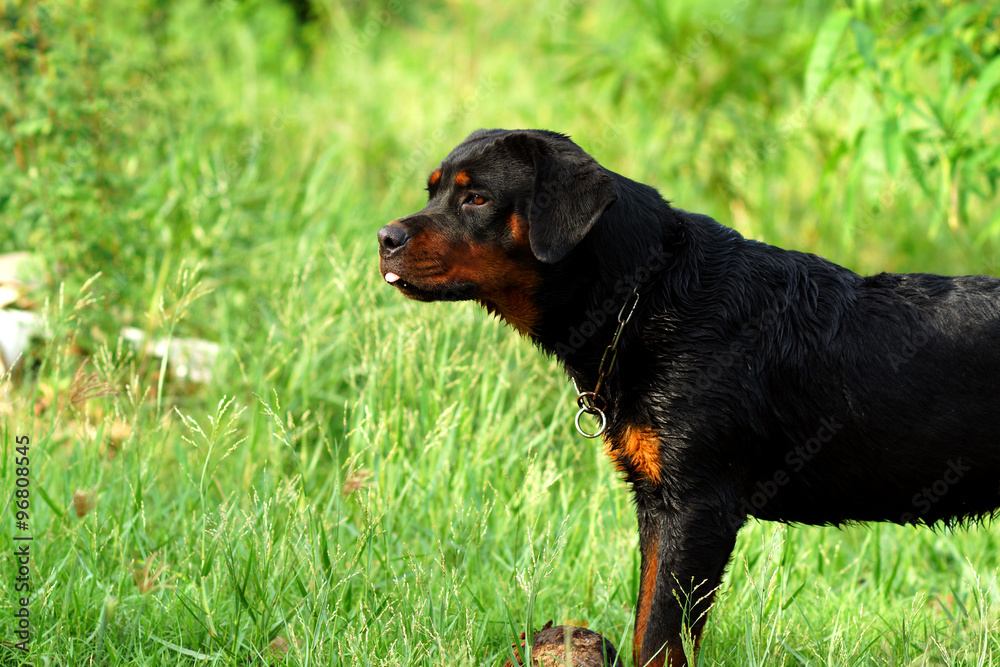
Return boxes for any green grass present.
[2,0,1000,664]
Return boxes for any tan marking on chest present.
[604,424,663,484]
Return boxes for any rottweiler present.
[377,128,1000,666]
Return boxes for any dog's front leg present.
[633,501,740,667]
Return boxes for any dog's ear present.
[496,132,617,264]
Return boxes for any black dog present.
[377,129,1000,666]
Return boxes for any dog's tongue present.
[385,272,401,284]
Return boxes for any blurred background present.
[1,1,999,665]
[4,0,1000,343]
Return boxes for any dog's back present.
[651,212,1000,525]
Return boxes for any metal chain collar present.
[573,284,641,438]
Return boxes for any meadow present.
[1,0,1000,664]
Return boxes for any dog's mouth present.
[382,269,476,302]
[382,271,424,298]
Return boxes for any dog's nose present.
[378,224,410,256]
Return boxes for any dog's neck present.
[531,211,680,397]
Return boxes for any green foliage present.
[2,2,162,305]
[1,0,999,665]
[807,2,1000,242]
[561,0,1000,262]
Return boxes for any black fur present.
[378,129,1000,666]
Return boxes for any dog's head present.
[377,129,617,334]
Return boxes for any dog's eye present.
[463,194,487,207]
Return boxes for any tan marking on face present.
[428,169,442,186]
[510,212,530,248]
[400,229,542,336]
[452,243,541,336]
[454,171,471,187]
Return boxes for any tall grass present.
[1,0,999,664]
